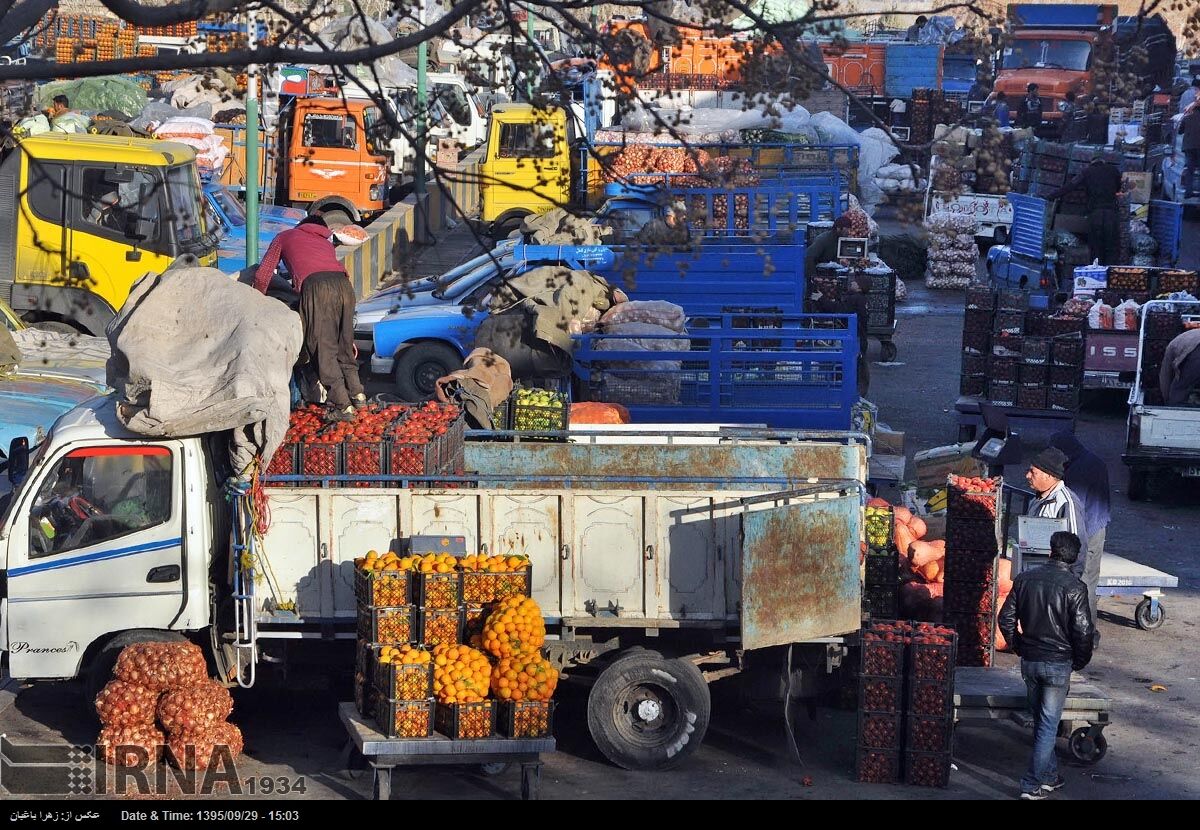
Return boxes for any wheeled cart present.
[339,703,555,800]
[953,667,1113,765]
[1096,552,1178,631]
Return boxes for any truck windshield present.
[166,165,210,254]
[432,259,502,300]
[209,186,246,228]
[1003,39,1091,71]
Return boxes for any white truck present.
[925,156,1014,247]
[0,397,866,771]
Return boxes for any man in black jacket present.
[1048,155,1123,265]
[999,532,1095,800]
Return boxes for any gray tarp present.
[106,266,302,475]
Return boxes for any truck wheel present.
[82,630,190,714]
[393,342,462,401]
[1127,468,1149,502]
[320,206,355,230]
[586,651,710,771]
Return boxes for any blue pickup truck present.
[203,183,305,273]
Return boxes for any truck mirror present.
[7,436,28,485]
[106,168,135,184]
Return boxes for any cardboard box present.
[913,443,986,490]
[1122,171,1151,205]
[874,426,906,456]
[435,138,462,168]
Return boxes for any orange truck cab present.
[283,96,390,223]
[995,4,1118,121]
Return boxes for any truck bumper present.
[370,351,395,376]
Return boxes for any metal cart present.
[339,703,555,801]
[1096,553,1177,631]
[954,667,1113,764]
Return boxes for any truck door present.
[5,443,186,679]
[481,113,569,224]
[13,159,70,289]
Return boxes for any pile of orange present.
[377,646,430,665]
[490,655,558,702]
[480,596,545,659]
[460,554,530,573]
[355,551,459,574]
[431,644,491,704]
[356,550,402,572]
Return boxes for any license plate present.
[1183,466,1200,478]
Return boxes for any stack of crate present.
[353,556,418,733]
[943,475,1003,667]
[862,504,898,619]
[1140,307,1186,406]
[856,620,958,787]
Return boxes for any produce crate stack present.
[863,503,898,618]
[924,212,977,290]
[909,89,932,146]
[856,620,958,787]
[353,537,553,742]
[1140,307,1186,406]
[942,474,1002,667]
[494,385,571,442]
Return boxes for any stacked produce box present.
[353,538,556,741]
[959,288,1085,411]
[492,386,571,441]
[942,474,1002,667]
[266,401,464,485]
[863,503,898,618]
[857,620,957,787]
[1140,306,1187,406]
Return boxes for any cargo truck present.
[0,397,866,771]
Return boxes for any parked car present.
[203,182,306,273]
[0,371,107,495]
[2,297,109,385]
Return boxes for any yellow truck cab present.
[479,104,575,238]
[0,133,216,335]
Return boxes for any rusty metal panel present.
[465,441,865,490]
[740,495,861,649]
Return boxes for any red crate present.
[858,675,904,715]
[300,443,339,477]
[907,714,954,753]
[860,638,905,678]
[856,748,900,784]
[264,442,298,479]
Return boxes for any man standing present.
[984,91,1011,128]
[1179,104,1200,198]
[905,16,928,42]
[1179,77,1200,114]
[998,531,1095,800]
[1159,326,1200,405]
[1048,154,1122,265]
[1018,83,1044,129]
[1049,432,1110,640]
[635,203,690,247]
[254,215,366,419]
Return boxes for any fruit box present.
[860,637,906,678]
[857,712,901,751]
[497,699,555,739]
[856,748,901,784]
[905,750,952,788]
[435,700,495,740]
[865,554,899,587]
[264,442,299,480]
[504,388,570,440]
[908,677,955,717]
[417,607,465,648]
[299,443,340,478]
[414,571,463,610]
[373,656,435,701]
[945,581,997,615]
[357,604,416,647]
[354,568,411,608]
[908,639,958,686]
[375,697,435,739]
[942,549,998,584]
[342,441,386,487]
[858,675,904,715]
[863,585,898,619]
[493,568,532,602]
[906,713,953,754]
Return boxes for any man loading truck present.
[1047,153,1122,265]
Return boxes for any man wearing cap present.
[1025,447,1092,610]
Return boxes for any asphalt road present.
[3,217,1199,801]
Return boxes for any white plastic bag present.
[1088,299,1114,330]
[1114,299,1140,331]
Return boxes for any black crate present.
[299,443,340,478]
[907,713,954,753]
[357,604,417,646]
[858,711,902,751]
[1049,362,1082,388]
[859,675,904,714]
[909,676,955,716]
[414,572,463,610]
[435,700,495,740]
[264,442,299,480]
[355,568,411,608]
[963,308,994,334]
[987,380,1017,407]
[1049,387,1081,412]
[946,478,1000,520]
[905,750,952,787]
[343,441,386,486]
[993,309,1025,335]
[417,606,465,648]
[1158,270,1199,294]
[942,549,999,584]
[959,374,986,397]
[857,748,901,784]
[1019,363,1048,386]
[991,333,1023,358]
[864,585,898,619]
[505,388,570,440]
[354,671,376,718]
[1021,337,1051,365]
[945,611,994,653]
[1107,266,1151,293]
[865,506,894,553]
[860,637,906,677]
[947,517,1000,552]
[960,353,988,376]
[373,654,435,701]
[375,697,435,738]
[1051,334,1085,365]
[944,580,998,615]
[461,572,498,604]
[964,287,995,311]
[996,289,1028,311]
[909,638,958,685]
[865,554,899,587]
[1017,384,1048,410]
[388,440,438,477]
[493,568,532,601]
[988,355,1019,382]
[497,699,555,738]
[464,602,490,640]
[961,329,990,355]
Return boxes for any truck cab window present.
[496,122,556,158]
[26,160,68,225]
[80,166,161,243]
[434,84,472,127]
[304,114,356,149]
[28,447,173,559]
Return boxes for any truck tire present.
[586,651,710,771]
[393,342,462,401]
[82,630,190,715]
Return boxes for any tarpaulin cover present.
[36,77,147,119]
[106,266,302,475]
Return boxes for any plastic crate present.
[462,572,498,604]
[353,671,375,718]
[1048,363,1081,388]
[908,639,958,685]
[1051,334,1085,365]
[858,712,902,750]
[505,388,570,440]
[856,748,901,784]
[375,697,435,738]
[435,700,495,740]
[992,309,1025,335]
[860,637,905,677]
[905,750,952,787]
[1050,387,1081,412]
[947,516,1000,552]
[909,677,955,716]
[859,675,904,714]
[373,655,434,701]
[865,554,899,586]
[415,572,463,610]
[959,374,985,397]
[493,568,532,601]
[864,586,898,619]
[942,549,999,584]
[988,355,1019,382]
[907,714,953,752]
[464,602,490,642]
[388,440,437,477]
[264,443,298,479]
[987,380,1017,407]
[947,477,1000,520]
[960,353,988,376]
[945,612,994,667]
[497,699,555,738]
[964,287,995,311]
[356,604,416,646]
[996,289,1028,311]
[418,606,464,648]
[945,580,998,615]
[1019,364,1048,386]
[299,443,340,477]
[1021,337,1051,365]
[343,441,386,486]
[1107,266,1151,292]
[961,329,990,355]
[354,568,411,607]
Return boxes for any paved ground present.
[3,214,1199,801]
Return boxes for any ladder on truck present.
[228,494,259,688]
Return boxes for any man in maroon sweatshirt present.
[254,215,365,419]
